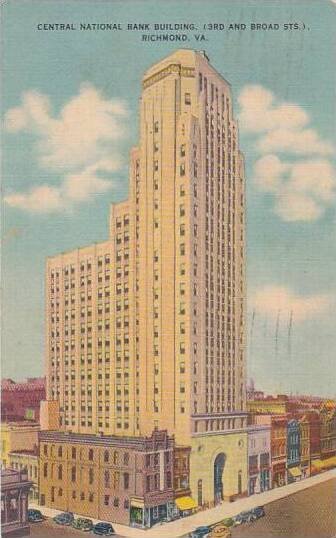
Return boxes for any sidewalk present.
[30,468,336,538]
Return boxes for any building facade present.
[287,419,301,483]
[247,416,271,495]
[1,422,40,470]
[299,415,310,478]
[1,378,45,423]
[39,429,175,527]
[1,469,32,537]
[42,49,247,510]
[270,415,287,488]
[8,449,39,502]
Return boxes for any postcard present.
[1,1,335,537]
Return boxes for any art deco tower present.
[132,50,247,443]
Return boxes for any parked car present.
[92,522,115,535]
[27,509,44,523]
[190,525,212,538]
[209,524,231,538]
[221,517,234,528]
[72,517,93,531]
[251,506,265,519]
[233,510,256,525]
[53,512,74,525]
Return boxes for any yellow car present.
[209,524,231,538]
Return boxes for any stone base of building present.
[189,429,248,507]
[2,525,30,537]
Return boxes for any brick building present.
[39,429,179,527]
[1,378,45,422]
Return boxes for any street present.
[231,478,336,538]
[29,478,336,538]
[180,478,336,538]
[29,518,124,538]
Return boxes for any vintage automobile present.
[92,522,115,535]
[27,509,44,523]
[233,510,257,525]
[209,524,231,538]
[53,511,74,525]
[251,506,266,519]
[72,517,93,531]
[189,525,212,538]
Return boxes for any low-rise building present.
[1,468,32,537]
[287,418,301,483]
[247,415,271,495]
[1,421,40,470]
[299,415,310,478]
[39,429,177,527]
[1,378,45,422]
[271,415,287,488]
[8,448,39,501]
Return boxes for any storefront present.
[287,466,302,483]
[130,498,171,528]
[272,463,286,487]
[175,496,197,517]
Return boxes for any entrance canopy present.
[288,467,301,478]
[175,496,197,510]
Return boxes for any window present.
[104,470,110,488]
[185,93,191,105]
[180,163,185,176]
[58,465,62,480]
[104,450,109,463]
[180,144,186,157]
[104,495,109,506]
[43,462,48,478]
[58,446,62,458]
[89,468,94,484]
[72,447,76,459]
[167,471,172,488]
[124,452,129,465]
[114,497,119,507]
[89,449,94,461]
[71,466,76,482]
[124,473,129,489]
[146,475,151,492]
[154,121,159,133]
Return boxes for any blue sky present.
[2,0,336,397]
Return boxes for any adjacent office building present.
[41,49,247,518]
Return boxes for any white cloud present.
[5,185,63,214]
[4,85,128,213]
[253,285,332,322]
[239,84,336,222]
[253,155,336,222]
[4,158,122,214]
[253,154,290,192]
[238,85,333,157]
[258,128,333,156]
[238,85,309,134]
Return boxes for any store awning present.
[289,467,301,477]
[175,496,197,510]
[312,456,336,471]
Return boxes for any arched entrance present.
[214,453,226,504]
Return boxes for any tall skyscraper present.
[44,49,248,505]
